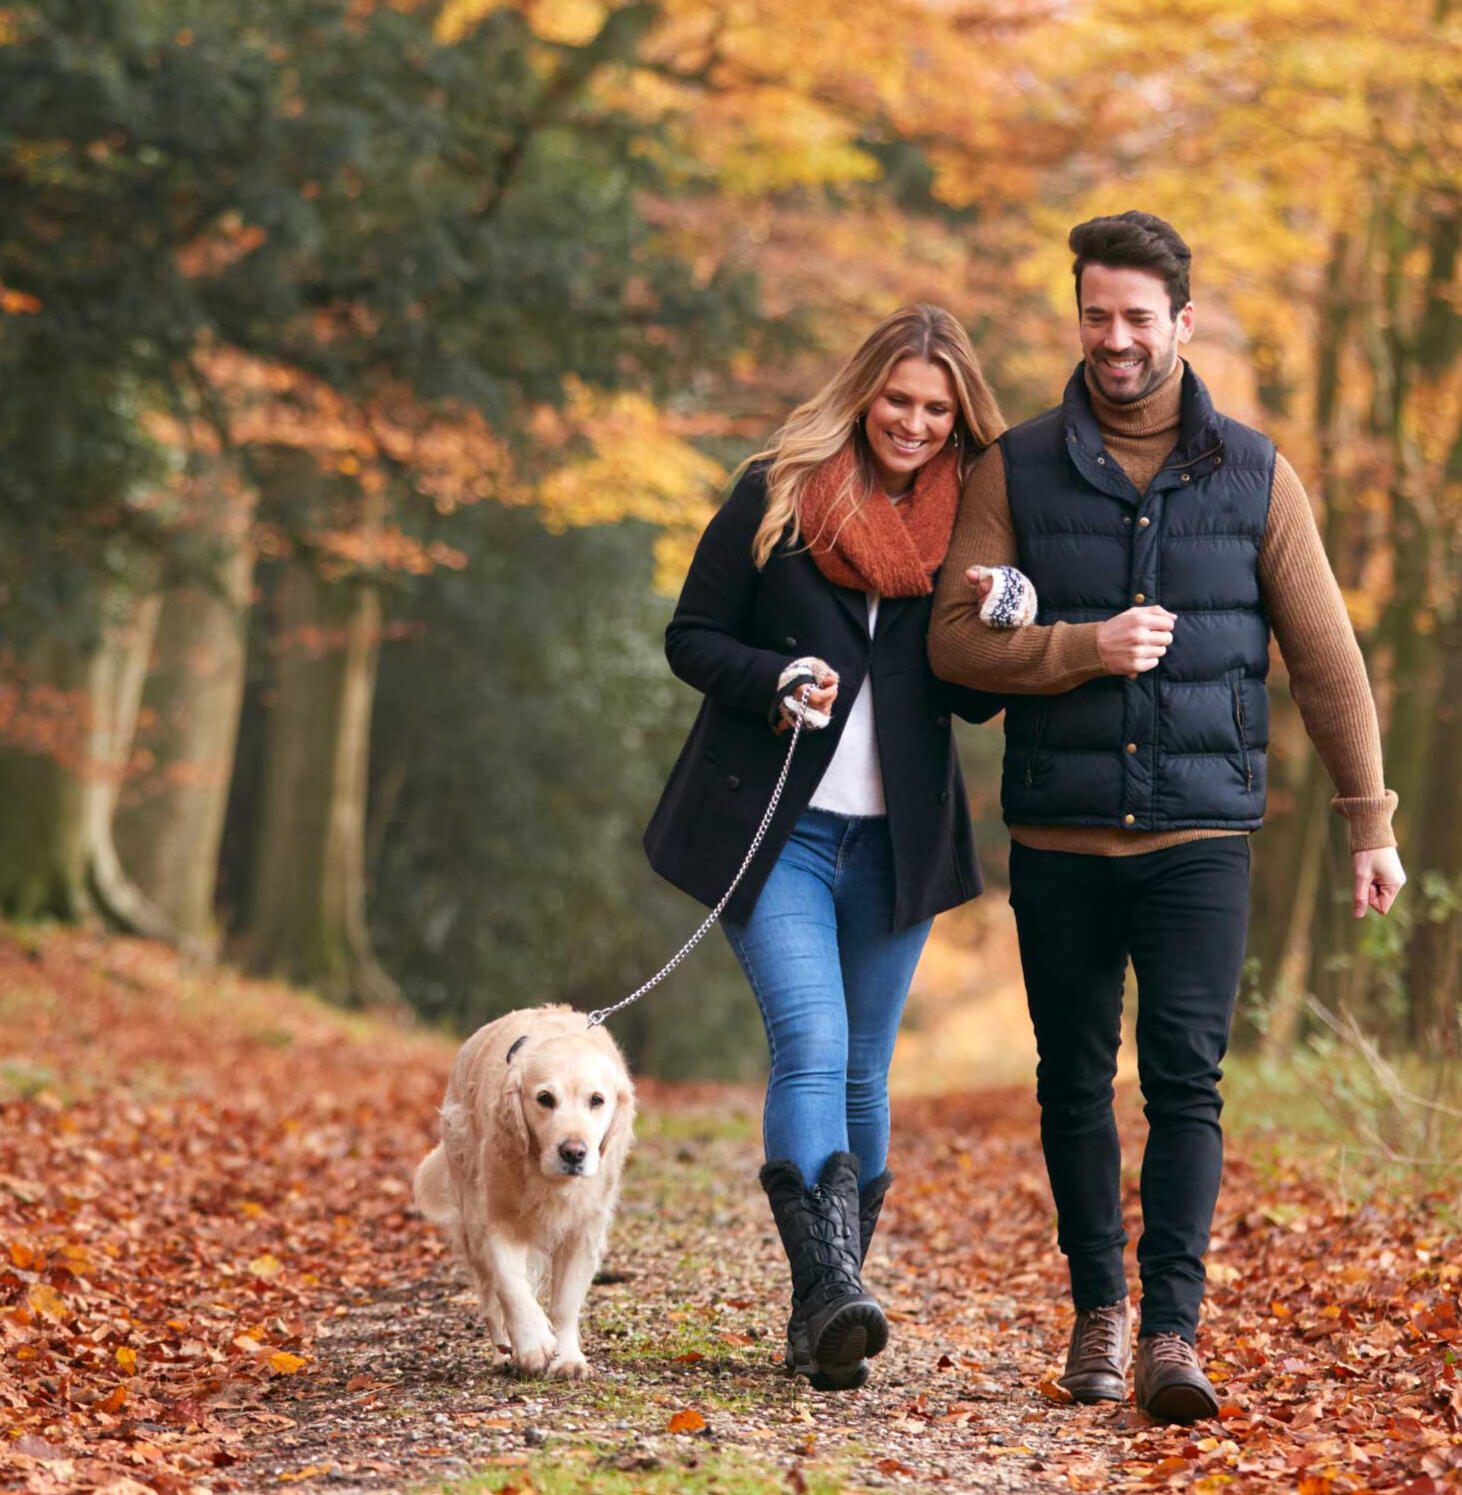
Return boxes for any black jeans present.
[1009,837,1251,1341]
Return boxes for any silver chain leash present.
[586,686,813,1030]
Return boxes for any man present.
[928,212,1405,1424]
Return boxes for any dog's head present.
[501,1034,633,1181]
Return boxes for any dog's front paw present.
[547,1354,593,1381]
[511,1334,558,1378]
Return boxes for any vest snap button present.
[785,635,797,648]
[1124,813,1136,826]
[1181,472,1191,482]
[1133,593,1145,603]
[1139,516,1150,528]
[726,775,740,791]
[1126,742,1138,754]
[938,789,949,804]
[1123,516,1132,526]
[1214,456,1223,466]
[1097,456,1107,465]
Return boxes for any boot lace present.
[1075,1303,1127,1363]
[1145,1332,1198,1367]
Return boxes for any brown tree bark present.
[113,482,256,952]
[244,498,399,1009]
[0,588,176,940]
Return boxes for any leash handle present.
[586,686,813,1030]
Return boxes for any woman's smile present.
[864,356,959,495]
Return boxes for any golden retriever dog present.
[413,1005,635,1379]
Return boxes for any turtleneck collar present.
[1084,358,1183,441]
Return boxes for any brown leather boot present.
[1134,1333,1220,1423]
[1057,1299,1132,1403]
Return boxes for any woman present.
[643,305,1029,1391]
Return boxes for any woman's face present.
[863,356,959,496]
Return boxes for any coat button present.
[1214,456,1223,466]
[726,775,740,791]
[1124,813,1136,826]
[938,789,950,804]
[1133,592,1145,603]
[935,714,950,728]
[1139,516,1150,528]
[1126,742,1138,754]
[785,635,797,648]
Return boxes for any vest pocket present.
[1230,678,1253,792]
[1024,700,1051,787]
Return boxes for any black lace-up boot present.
[784,1167,895,1390]
[761,1153,888,1391]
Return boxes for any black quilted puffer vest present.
[1001,362,1275,832]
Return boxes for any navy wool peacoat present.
[644,462,1003,931]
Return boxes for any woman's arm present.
[664,466,797,717]
[928,445,1108,694]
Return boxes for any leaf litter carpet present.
[1,932,1459,1493]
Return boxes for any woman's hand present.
[964,564,1038,628]
[775,658,839,733]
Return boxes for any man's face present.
[1077,263,1194,404]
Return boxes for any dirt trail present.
[1,932,1458,1494]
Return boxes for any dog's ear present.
[497,1066,531,1157]
[599,1081,636,1169]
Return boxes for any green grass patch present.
[0,1059,61,1103]
[437,1443,854,1495]
[635,1109,760,1147]
[1224,1045,1462,1213]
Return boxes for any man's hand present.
[1096,605,1177,675]
[1352,846,1406,918]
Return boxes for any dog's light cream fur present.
[414,1004,635,1379]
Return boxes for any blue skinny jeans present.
[721,808,933,1187]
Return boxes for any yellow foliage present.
[1342,588,1381,633]
[535,377,725,592]
[436,0,606,45]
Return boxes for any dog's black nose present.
[559,1140,587,1170]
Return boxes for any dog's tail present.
[413,1144,456,1226]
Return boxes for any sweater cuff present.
[1071,621,1108,678]
[1331,789,1399,852]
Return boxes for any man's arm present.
[1261,453,1405,916]
[928,443,1175,693]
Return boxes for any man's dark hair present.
[1069,211,1192,317]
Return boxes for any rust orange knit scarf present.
[799,439,961,596]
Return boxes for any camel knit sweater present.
[930,363,1397,855]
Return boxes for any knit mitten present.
[969,565,1038,629]
[771,657,834,730]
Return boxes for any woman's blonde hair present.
[748,304,1005,568]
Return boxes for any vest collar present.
[1061,359,1225,500]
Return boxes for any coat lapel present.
[829,582,870,636]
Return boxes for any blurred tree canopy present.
[0,0,1458,1071]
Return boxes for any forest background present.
[0,0,1458,1086]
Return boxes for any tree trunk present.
[0,587,176,939]
[1256,752,1334,1057]
[245,546,398,1009]
[1405,611,1462,1049]
[113,485,256,952]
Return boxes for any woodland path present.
[1,931,1458,1494]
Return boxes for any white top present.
[809,594,886,817]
